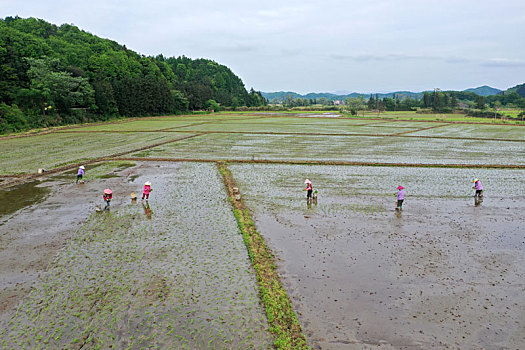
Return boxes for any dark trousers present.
[76,174,82,183]
[397,199,404,208]
[475,190,483,196]
[307,189,312,198]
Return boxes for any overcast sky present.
[2,0,524,94]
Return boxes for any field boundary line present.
[391,123,451,136]
[276,114,525,126]
[217,162,309,350]
[4,153,523,189]
[107,157,525,169]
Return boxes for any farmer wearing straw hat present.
[76,165,85,183]
[142,181,152,200]
[472,178,483,198]
[304,179,313,199]
[103,188,112,209]
[396,185,405,210]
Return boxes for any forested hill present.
[0,16,266,133]
[464,85,502,96]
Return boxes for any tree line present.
[277,89,525,116]
[0,17,266,133]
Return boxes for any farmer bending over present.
[103,188,113,209]
[305,179,313,199]
[76,166,85,183]
[472,178,483,198]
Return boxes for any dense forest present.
[0,17,266,133]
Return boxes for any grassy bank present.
[218,162,309,350]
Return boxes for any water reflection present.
[306,196,318,209]
[142,201,153,219]
[474,194,484,206]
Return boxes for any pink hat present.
[396,185,404,190]
[104,188,112,194]
[304,179,312,184]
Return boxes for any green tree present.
[205,99,220,112]
[0,103,29,133]
[493,100,502,120]
[93,77,118,118]
[345,97,365,115]
[367,94,375,110]
[171,90,188,112]
[25,57,94,117]
[422,92,431,108]
[476,95,486,109]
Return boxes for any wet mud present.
[0,181,50,219]
[1,162,270,348]
[232,164,525,349]
[0,163,148,326]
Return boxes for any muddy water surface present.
[1,162,271,349]
[232,164,525,349]
[0,163,147,325]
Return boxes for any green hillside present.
[0,17,266,133]
[506,83,525,97]
[464,85,502,96]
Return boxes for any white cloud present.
[481,58,525,68]
[1,0,525,92]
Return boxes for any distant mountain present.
[262,86,506,102]
[505,83,525,97]
[261,91,422,102]
[262,91,357,101]
[463,85,502,96]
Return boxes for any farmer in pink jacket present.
[305,179,313,199]
[103,188,112,210]
[396,185,405,210]
[472,178,483,197]
[142,181,152,200]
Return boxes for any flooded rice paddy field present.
[230,164,525,349]
[178,122,417,135]
[1,113,525,349]
[137,133,525,165]
[410,123,525,139]
[70,114,265,132]
[2,114,523,176]
[0,162,270,349]
[0,132,196,175]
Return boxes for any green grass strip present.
[217,162,309,350]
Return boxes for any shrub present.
[0,103,30,134]
[467,109,503,118]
